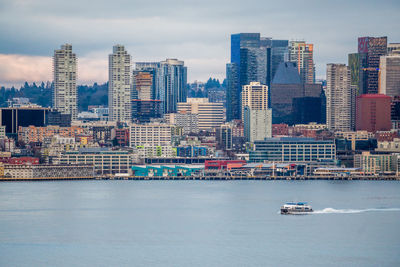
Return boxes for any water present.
[0,180,399,267]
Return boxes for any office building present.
[241,82,269,121]
[326,64,355,131]
[358,36,388,94]
[216,123,233,150]
[60,148,130,175]
[166,113,199,134]
[177,98,224,131]
[270,62,303,124]
[379,54,400,97]
[132,70,154,100]
[348,53,361,95]
[226,63,240,121]
[129,123,172,148]
[244,107,272,142]
[132,100,162,123]
[249,137,336,163]
[356,94,391,133]
[109,45,132,122]
[271,39,289,81]
[226,33,273,121]
[0,107,50,136]
[53,44,78,120]
[156,59,187,114]
[292,97,325,124]
[289,41,315,84]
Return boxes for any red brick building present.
[356,94,391,133]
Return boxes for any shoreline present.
[1,176,400,182]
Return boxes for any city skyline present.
[0,0,399,87]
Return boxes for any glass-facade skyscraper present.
[156,59,187,114]
[226,33,287,121]
[358,36,388,94]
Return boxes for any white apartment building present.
[109,45,132,122]
[177,98,224,131]
[241,82,269,121]
[53,44,77,120]
[326,64,355,131]
[129,123,172,148]
[244,108,272,142]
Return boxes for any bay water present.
[0,180,399,266]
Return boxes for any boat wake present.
[313,207,400,214]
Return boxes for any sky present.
[0,0,399,88]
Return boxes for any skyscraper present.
[226,63,239,121]
[132,71,153,100]
[358,36,388,94]
[326,64,355,131]
[108,45,132,122]
[241,82,272,142]
[289,41,315,84]
[156,59,187,114]
[226,33,274,121]
[379,53,400,97]
[270,62,303,124]
[241,82,269,121]
[271,40,289,81]
[53,44,77,120]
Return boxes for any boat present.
[280,202,313,215]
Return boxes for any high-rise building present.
[244,107,272,142]
[177,98,224,131]
[270,62,303,124]
[271,40,289,81]
[132,71,153,100]
[216,123,233,150]
[326,64,355,131]
[358,36,388,94]
[348,53,361,95]
[134,62,159,100]
[226,33,273,121]
[131,100,162,123]
[156,59,187,114]
[379,54,400,97]
[356,94,391,133]
[109,45,132,122]
[53,44,77,120]
[241,82,269,121]
[289,41,315,84]
[226,63,239,121]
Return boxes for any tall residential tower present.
[109,45,132,122]
[326,64,355,131]
[156,59,187,114]
[53,44,77,120]
[289,41,315,84]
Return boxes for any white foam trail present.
[313,207,400,214]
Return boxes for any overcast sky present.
[0,0,399,87]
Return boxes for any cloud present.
[0,54,109,87]
[0,0,399,87]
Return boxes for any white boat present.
[280,202,313,215]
